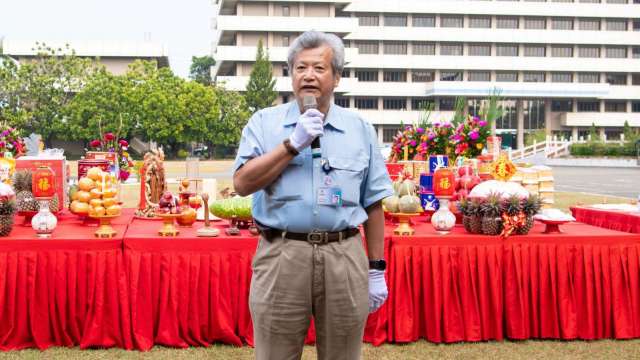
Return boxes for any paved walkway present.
[553,166,640,199]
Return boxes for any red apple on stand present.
[458,165,474,177]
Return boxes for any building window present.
[524,17,546,29]
[384,42,408,55]
[632,101,640,113]
[523,72,545,82]
[439,98,456,111]
[384,15,407,27]
[634,47,640,58]
[468,71,491,81]
[577,101,600,112]
[282,36,289,47]
[497,16,519,29]
[355,97,378,109]
[356,41,379,54]
[524,45,546,57]
[604,101,626,112]
[282,65,289,77]
[579,18,601,30]
[551,100,573,112]
[552,18,574,30]
[411,98,434,111]
[578,46,601,58]
[469,16,491,28]
[282,6,289,16]
[440,71,462,81]
[634,19,640,31]
[606,73,627,85]
[359,14,379,26]
[551,46,573,57]
[606,46,627,58]
[383,70,407,82]
[633,74,640,85]
[413,42,436,55]
[441,15,464,28]
[496,44,519,56]
[383,127,401,142]
[341,69,350,78]
[606,19,627,31]
[335,96,350,108]
[355,70,378,82]
[551,72,573,82]
[468,44,491,56]
[496,71,519,82]
[440,43,463,56]
[412,70,435,82]
[413,15,435,27]
[383,98,407,110]
[578,73,601,83]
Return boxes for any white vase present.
[431,198,456,234]
[32,200,57,238]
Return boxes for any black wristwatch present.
[369,259,386,271]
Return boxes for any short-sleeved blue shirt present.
[234,101,393,233]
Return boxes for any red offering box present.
[78,159,110,179]
[16,156,67,208]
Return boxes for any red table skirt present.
[388,221,640,343]
[0,249,132,350]
[571,206,640,234]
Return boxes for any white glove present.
[368,269,388,313]
[288,109,324,152]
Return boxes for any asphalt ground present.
[552,166,640,199]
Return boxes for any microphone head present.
[302,96,317,111]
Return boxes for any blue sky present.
[0,0,213,78]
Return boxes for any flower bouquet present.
[0,125,26,159]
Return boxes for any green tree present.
[589,122,599,142]
[622,120,637,142]
[189,55,216,86]
[245,39,277,113]
[204,86,251,158]
[0,43,100,145]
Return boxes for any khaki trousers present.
[249,233,369,360]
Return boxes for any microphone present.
[303,96,322,158]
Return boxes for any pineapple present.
[518,194,542,235]
[481,193,503,236]
[468,197,483,234]
[503,194,523,216]
[0,199,16,236]
[12,170,39,212]
[458,198,473,233]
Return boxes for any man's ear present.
[333,74,341,89]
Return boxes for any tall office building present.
[211,0,640,147]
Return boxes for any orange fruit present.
[77,191,91,203]
[90,188,102,199]
[89,198,103,208]
[71,201,89,214]
[102,188,117,199]
[106,204,121,216]
[102,197,116,208]
[78,177,95,191]
[93,206,106,216]
[87,167,104,181]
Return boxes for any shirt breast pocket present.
[268,155,305,201]
[328,156,366,207]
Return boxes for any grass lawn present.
[2,339,640,359]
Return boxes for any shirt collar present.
[283,100,345,132]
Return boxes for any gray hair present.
[287,31,345,78]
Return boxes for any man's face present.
[291,45,340,110]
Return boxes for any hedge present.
[570,142,638,157]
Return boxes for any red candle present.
[433,167,455,198]
[32,166,56,200]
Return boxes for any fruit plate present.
[533,216,573,234]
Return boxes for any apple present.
[454,177,462,191]
[459,175,475,190]
[458,165,473,177]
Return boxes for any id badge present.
[317,187,342,206]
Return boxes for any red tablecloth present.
[388,219,640,343]
[571,206,640,234]
[0,210,133,350]
[122,219,390,349]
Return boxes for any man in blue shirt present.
[234,30,393,360]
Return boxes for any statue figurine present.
[135,149,167,218]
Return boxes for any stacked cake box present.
[532,165,554,208]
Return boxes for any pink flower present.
[0,141,5,148]
[118,170,130,181]
[119,139,129,147]
[410,140,416,146]
[478,120,487,127]
[104,132,115,141]
[417,127,424,133]
[89,139,102,148]
[469,131,480,140]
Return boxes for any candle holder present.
[390,212,421,236]
[197,193,220,237]
[89,214,118,238]
[157,212,180,237]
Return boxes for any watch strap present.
[282,138,300,156]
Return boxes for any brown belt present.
[260,227,360,244]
